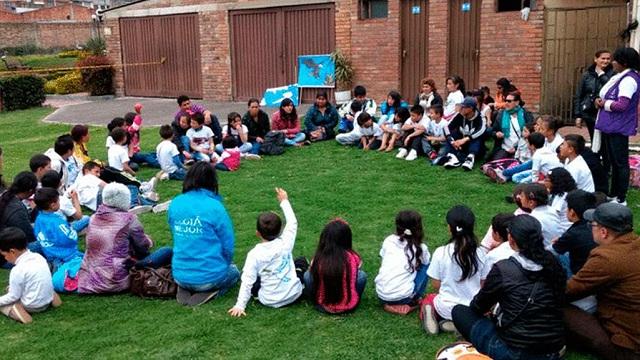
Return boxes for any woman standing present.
[452,215,566,360]
[574,50,613,140]
[304,91,339,141]
[593,47,640,206]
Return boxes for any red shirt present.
[316,250,362,314]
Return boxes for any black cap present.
[457,96,477,109]
[583,203,633,233]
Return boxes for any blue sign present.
[297,54,335,88]
[462,2,471,12]
[411,6,421,14]
[261,84,300,107]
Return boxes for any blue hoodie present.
[169,189,235,286]
[34,211,83,264]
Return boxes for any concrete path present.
[43,95,311,127]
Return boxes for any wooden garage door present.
[120,13,202,98]
[448,0,481,90]
[230,4,335,102]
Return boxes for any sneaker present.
[140,177,157,193]
[396,148,408,159]
[495,169,507,184]
[143,191,159,202]
[439,320,457,332]
[243,153,262,160]
[157,171,170,181]
[429,151,438,160]
[152,200,171,213]
[443,154,461,169]
[184,159,196,166]
[421,303,440,335]
[609,197,628,206]
[405,149,418,161]
[432,155,448,166]
[187,289,219,306]
[461,155,474,171]
[176,286,191,306]
[383,304,417,315]
[128,205,153,215]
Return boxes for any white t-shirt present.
[68,174,103,211]
[186,126,214,150]
[444,90,464,120]
[156,140,180,174]
[375,234,430,302]
[222,124,249,138]
[426,119,448,138]
[359,122,383,138]
[550,193,572,234]
[0,250,53,309]
[105,136,116,148]
[600,69,638,106]
[108,144,130,171]
[502,114,522,152]
[530,207,564,248]
[531,147,563,179]
[564,156,595,192]
[484,241,516,273]
[57,194,77,218]
[427,243,489,320]
[233,200,303,310]
[544,133,564,153]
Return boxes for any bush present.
[58,50,86,58]
[0,75,46,111]
[44,71,83,94]
[76,55,114,96]
[84,37,106,56]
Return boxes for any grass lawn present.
[1,107,637,359]
[0,55,77,71]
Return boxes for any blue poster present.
[297,54,335,88]
[461,2,471,12]
[260,84,299,107]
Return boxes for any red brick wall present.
[0,4,92,22]
[478,0,544,112]
[104,18,124,96]
[0,22,93,48]
[427,0,449,93]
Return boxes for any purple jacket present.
[596,70,640,136]
[77,205,152,294]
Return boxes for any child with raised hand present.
[0,227,61,324]
[422,205,488,335]
[379,107,410,152]
[228,188,303,317]
[304,218,366,314]
[375,210,430,315]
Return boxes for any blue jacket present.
[34,211,82,263]
[304,104,339,138]
[169,189,235,286]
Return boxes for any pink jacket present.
[271,111,301,138]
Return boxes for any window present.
[496,0,534,12]
[359,0,388,19]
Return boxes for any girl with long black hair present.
[0,171,38,267]
[452,214,566,360]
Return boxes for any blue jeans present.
[192,152,211,162]
[284,132,306,146]
[134,247,173,268]
[215,142,252,154]
[502,160,532,180]
[175,264,240,297]
[338,117,354,133]
[215,163,230,171]
[381,264,429,305]
[127,185,156,207]
[443,135,482,159]
[180,135,190,153]
[302,269,367,312]
[452,305,562,360]
[169,168,186,180]
[70,215,90,233]
[249,141,261,155]
[512,170,533,184]
[131,152,160,168]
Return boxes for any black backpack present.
[260,131,286,156]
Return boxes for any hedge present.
[77,55,114,96]
[44,71,83,95]
[0,75,46,111]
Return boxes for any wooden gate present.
[448,0,481,90]
[400,0,429,100]
[120,13,202,98]
[230,4,335,103]
[541,1,627,121]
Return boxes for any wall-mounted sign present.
[462,2,471,12]
[412,6,421,14]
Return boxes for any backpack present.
[260,131,286,156]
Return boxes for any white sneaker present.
[462,155,475,171]
[421,303,440,335]
[405,149,418,161]
[243,153,262,160]
[152,200,171,213]
[129,205,153,215]
[142,191,159,202]
[443,154,461,169]
[609,197,628,207]
[396,148,408,159]
[439,320,457,333]
[140,177,157,193]
[157,171,170,181]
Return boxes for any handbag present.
[129,266,177,298]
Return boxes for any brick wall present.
[478,0,544,112]
[0,4,92,22]
[104,18,124,96]
[0,22,94,48]
[427,0,449,93]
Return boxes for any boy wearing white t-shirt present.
[0,227,62,324]
[228,188,303,317]
[186,113,215,163]
[483,213,516,271]
[156,125,187,180]
[422,105,448,161]
[108,128,136,176]
[396,104,428,161]
[67,161,106,211]
[559,134,595,192]
[512,132,562,184]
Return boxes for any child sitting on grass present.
[356,112,383,151]
[483,213,516,271]
[67,161,106,212]
[156,125,187,181]
[215,137,241,172]
[0,227,62,324]
[423,105,448,162]
[304,218,367,314]
[375,210,430,315]
[70,124,91,166]
[228,188,303,317]
[108,128,137,176]
[396,104,428,161]
[187,112,215,163]
[503,132,562,184]
[378,107,409,152]
[40,170,89,233]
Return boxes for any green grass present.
[1,108,636,359]
[0,55,77,71]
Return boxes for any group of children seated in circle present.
[0,77,637,360]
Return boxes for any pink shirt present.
[316,250,361,314]
[271,111,300,138]
[220,148,241,171]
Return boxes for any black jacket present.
[574,64,614,119]
[552,219,597,274]
[413,92,443,109]
[446,110,485,141]
[242,110,271,142]
[171,119,189,152]
[470,257,565,354]
[581,148,608,194]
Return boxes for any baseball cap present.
[457,96,477,109]
[583,203,633,233]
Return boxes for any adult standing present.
[564,203,640,360]
[489,91,534,161]
[574,49,613,140]
[593,47,640,206]
[169,162,239,306]
[304,91,339,141]
[241,98,271,155]
[174,95,223,145]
